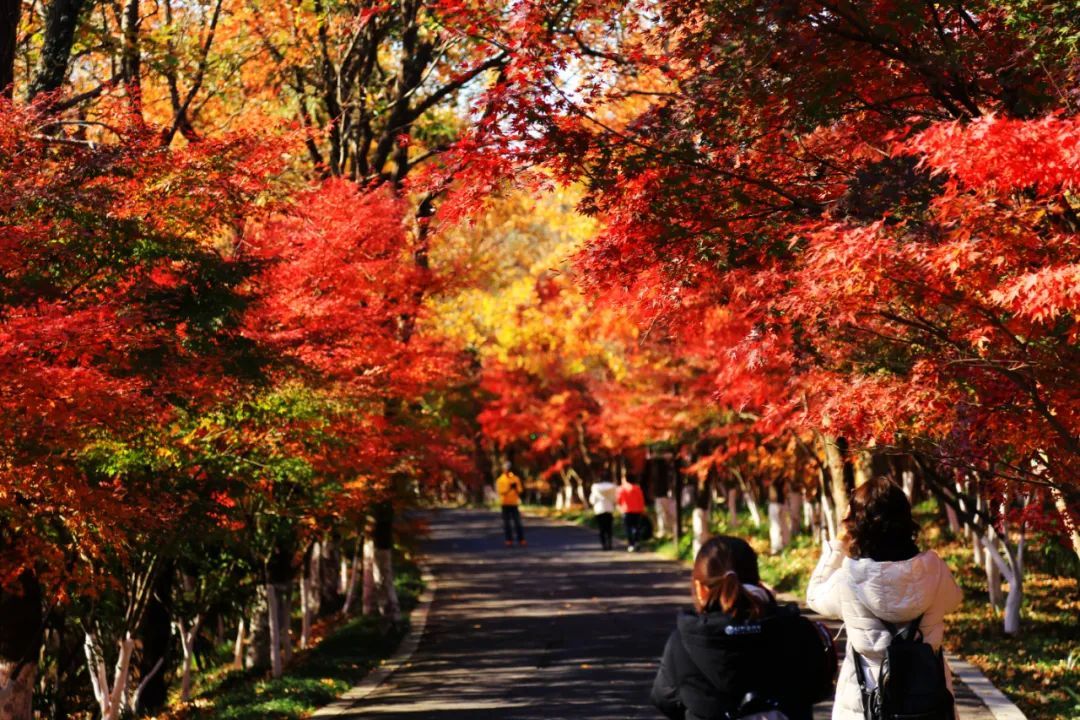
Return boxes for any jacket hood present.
[676,609,751,698]
[843,550,947,623]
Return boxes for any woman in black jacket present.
[651,537,816,720]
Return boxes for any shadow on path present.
[340,508,685,718]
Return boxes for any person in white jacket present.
[589,480,617,550]
[807,476,963,720]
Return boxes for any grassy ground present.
[529,501,1080,720]
[159,555,424,720]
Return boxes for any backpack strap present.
[901,613,925,641]
[850,648,875,720]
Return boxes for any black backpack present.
[736,605,838,712]
[852,614,954,720]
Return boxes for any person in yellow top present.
[495,461,526,546]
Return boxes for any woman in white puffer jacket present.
[807,476,963,720]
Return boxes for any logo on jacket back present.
[724,623,763,636]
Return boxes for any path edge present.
[946,654,1028,720]
[310,561,437,717]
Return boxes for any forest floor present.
[530,500,1080,720]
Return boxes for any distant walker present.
[495,461,526,547]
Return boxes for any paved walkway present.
[330,509,1001,719]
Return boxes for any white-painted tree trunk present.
[984,543,1004,610]
[726,487,738,528]
[745,494,762,528]
[802,498,814,532]
[984,531,1025,635]
[654,497,676,539]
[300,569,312,649]
[0,660,35,720]
[768,502,786,553]
[971,530,985,568]
[279,585,293,664]
[84,632,136,720]
[691,508,712,558]
[901,470,915,502]
[1003,570,1023,635]
[945,503,961,534]
[177,615,202,702]
[820,493,837,542]
[562,485,575,509]
[266,584,283,679]
[957,482,973,540]
[1050,486,1080,563]
[232,619,245,670]
[341,542,361,617]
[733,471,762,528]
[339,557,349,594]
[575,477,588,506]
[372,549,402,621]
[362,536,377,615]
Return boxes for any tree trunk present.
[787,489,803,535]
[134,567,171,715]
[307,540,322,618]
[0,571,42,720]
[299,567,312,650]
[0,663,34,720]
[0,0,20,98]
[266,584,282,679]
[768,501,786,553]
[244,588,270,670]
[821,434,849,529]
[901,470,916,502]
[1003,570,1023,635]
[362,535,377,616]
[971,530,985,568]
[1050,486,1080,563]
[278,584,292,665]
[744,493,761,528]
[985,530,1025,635]
[84,632,135,720]
[945,503,961,534]
[691,507,711,559]
[120,0,141,112]
[318,534,341,615]
[28,0,88,99]
[371,549,402,621]
[341,539,361,617]
[232,619,245,670]
[177,616,202,702]
[733,470,761,528]
[726,487,738,528]
[654,497,676,539]
[984,542,1004,610]
[369,501,396,618]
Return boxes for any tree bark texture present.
[0,0,19,98]
[134,567,171,715]
[0,571,41,720]
[29,0,88,99]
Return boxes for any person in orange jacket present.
[495,461,526,546]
